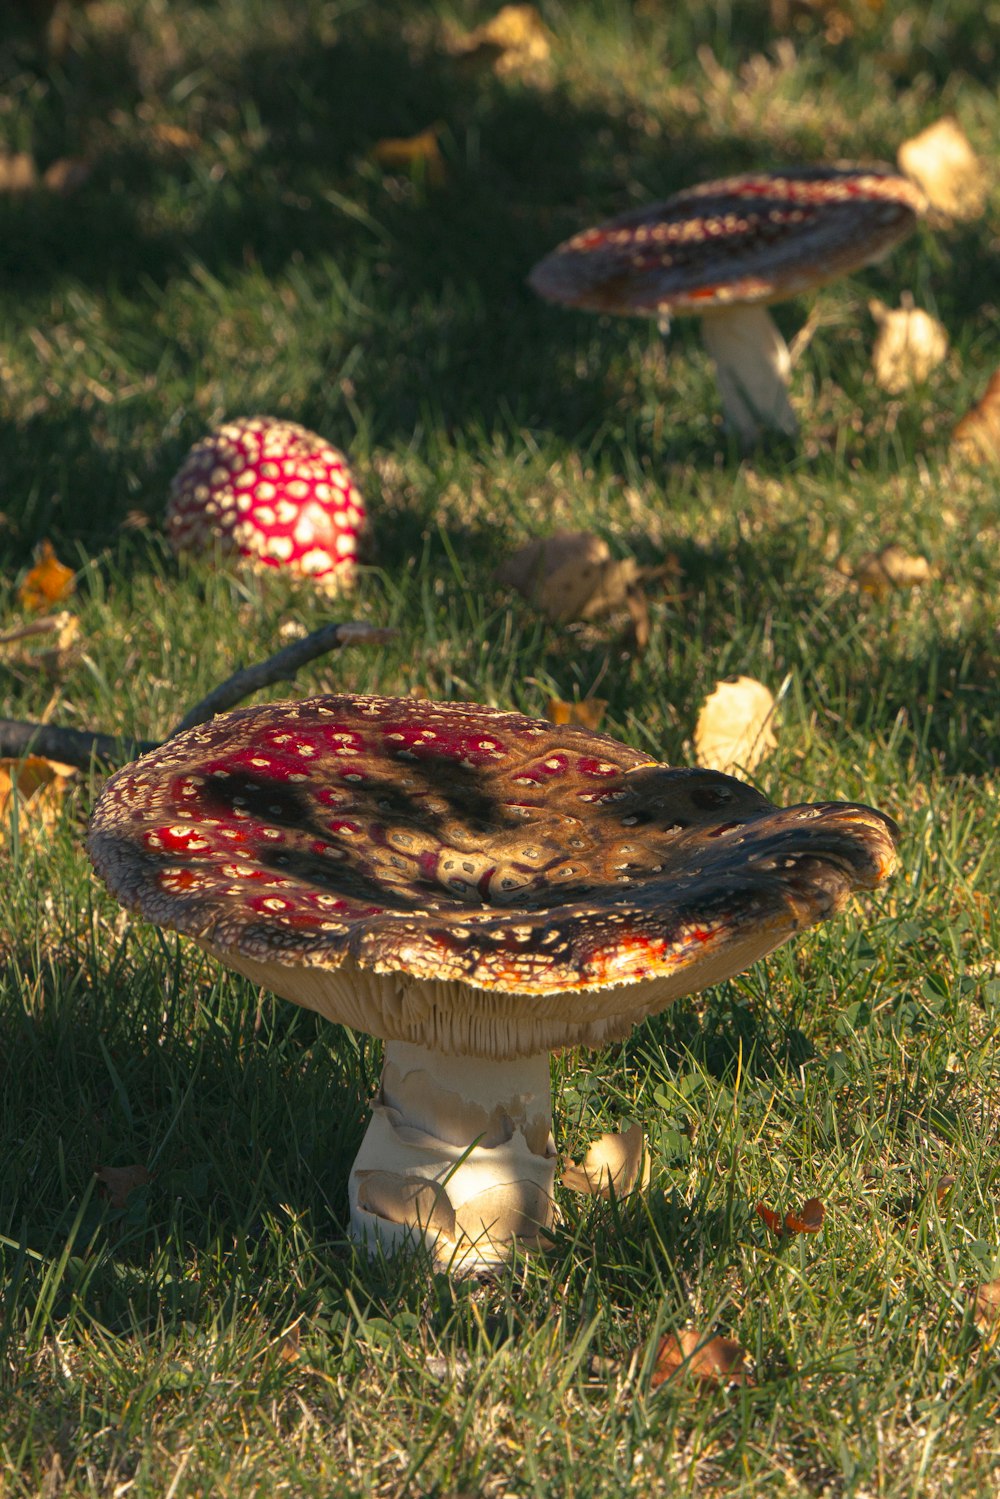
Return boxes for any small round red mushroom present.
[166,416,367,589]
[87,693,899,1272]
[530,164,926,444]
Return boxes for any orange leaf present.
[370,127,445,187]
[953,371,1000,463]
[651,1328,753,1388]
[18,541,75,612]
[546,696,607,730]
[756,1197,825,1236]
[95,1164,150,1208]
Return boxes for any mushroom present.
[87,693,898,1272]
[166,416,368,590]
[529,164,925,444]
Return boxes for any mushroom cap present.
[529,164,925,317]
[166,416,367,586]
[87,694,898,1057]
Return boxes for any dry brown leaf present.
[0,151,38,194]
[495,531,641,624]
[869,295,948,393]
[561,1123,650,1199]
[95,1164,150,1208]
[546,696,607,730]
[17,540,75,612]
[693,676,777,776]
[852,544,933,599]
[650,1328,753,1388]
[451,3,553,76]
[897,117,986,222]
[952,372,1000,463]
[0,755,77,848]
[973,1279,1000,1344]
[369,127,446,187]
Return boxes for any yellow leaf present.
[0,151,38,194]
[370,127,446,187]
[869,295,948,393]
[897,117,986,222]
[562,1123,650,1199]
[452,4,553,76]
[0,755,77,848]
[853,544,933,599]
[17,540,76,612]
[693,676,777,776]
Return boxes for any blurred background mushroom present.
[530,164,925,445]
[88,693,899,1273]
[166,416,368,592]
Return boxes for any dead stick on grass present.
[0,620,396,771]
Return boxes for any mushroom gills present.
[349,1041,557,1273]
[698,304,797,443]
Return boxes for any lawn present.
[1,1,999,1494]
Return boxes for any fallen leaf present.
[95,1163,150,1208]
[756,1197,825,1236]
[561,1123,650,1199]
[897,117,986,222]
[546,696,607,730]
[852,544,933,600]
[0,755,77,848]
[0,151,38,193]
[149,123,202,152]
[495,531,641,624]
[17,540,75,612]
[370,127,446,187]
[952,372,1000,463]
[974,1279,1000,1335]
[451,3,553,76]
[935,1175,956,1207]
[693,676,777,776]
[869,295,948,393]
[42,156,92,195]
[650,1328,753,1388]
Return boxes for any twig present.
[0,619,395,771]
[169,620,396,736]
[0,721,154,770]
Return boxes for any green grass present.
[2,0,1000,1493]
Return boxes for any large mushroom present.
[529,164,925,444]
[166,416,367,590]
[87,694,898,1271]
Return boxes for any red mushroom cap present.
[87,695,899,1056]
[529,164,925,316]
[166,416,367,587]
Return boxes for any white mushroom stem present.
[349,1040,557,1272]
[697,303,798,444]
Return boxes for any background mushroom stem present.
[349,1040,558,1272]
[697,304,798,444]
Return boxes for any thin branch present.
[0,720,154,771]
[0,619,396,772]
[168,620,396,736]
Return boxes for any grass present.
[1,0,999,1493]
